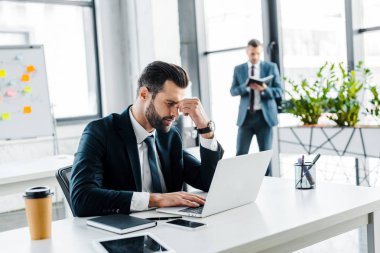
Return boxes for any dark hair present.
[247,39,262,48]
[137,61,189,98]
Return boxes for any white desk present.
[1,177,380,253]
[0,155,74,196]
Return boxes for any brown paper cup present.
[23,186,53,240]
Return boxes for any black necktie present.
[249,65,255,113]
[144,135,163,193]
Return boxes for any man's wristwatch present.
[197,120,215,134]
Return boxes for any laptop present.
[156,150,273,218]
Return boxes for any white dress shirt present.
[247,61,262,110]
[129,108,218,211]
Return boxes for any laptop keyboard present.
[179,206,204,214]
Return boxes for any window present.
[280,0,347,83]
[361,0,380,85]
[362,0,380,28]
[0,30,29,44]
[203,0,263,153]
[204,0,263,52]
[0,0,100,120]
[363,32,380,85]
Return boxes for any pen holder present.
[295,162,316,189]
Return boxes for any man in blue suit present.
[230,39,282,176]
[70,61,224,217]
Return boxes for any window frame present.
[1,0,102,124]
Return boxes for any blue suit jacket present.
[230,61,282,127]
[70,106,224,217]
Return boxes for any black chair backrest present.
[55,165,75,216]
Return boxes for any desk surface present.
[0,155,74,185]
[0,154,74,199]
[1,177,380,253]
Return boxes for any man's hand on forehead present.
[178,98,210,129]
[178,98,200,115]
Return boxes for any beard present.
[145,100,175,133]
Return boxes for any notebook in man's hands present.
[247,75,274,86]
[86,214,157,234]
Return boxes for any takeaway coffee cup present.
[23,186,54,240]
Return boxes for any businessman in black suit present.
[70,61,224,217]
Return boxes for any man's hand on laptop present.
[148,192,205,208]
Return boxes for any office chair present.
[55,165,75,216]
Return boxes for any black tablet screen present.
[100,235,168,253]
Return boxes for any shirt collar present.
[129,107,155,144]
[247,61,260,69]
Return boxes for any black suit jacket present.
[70,106,224,217]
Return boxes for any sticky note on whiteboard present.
[23,106,32,114]
[6,89,16,97]
[0,69,6,77]
[21,74,30,82]
[1,113,10,120]
[26,65,36,73]
[23,86,32,93]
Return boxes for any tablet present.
[92,233,175,253]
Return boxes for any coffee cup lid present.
[23,186,53,199]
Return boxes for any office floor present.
[0,201,66,233]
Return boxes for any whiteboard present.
[0,45,54,140]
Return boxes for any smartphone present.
[164,219,207,231]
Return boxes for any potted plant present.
[326,61,371,127]
[283,63,332,125]
[366,84,380,124]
